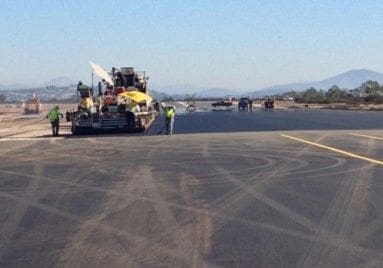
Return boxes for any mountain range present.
[1,69,383,100]
[152,69,383,98]
[0,77,76,91]
[42,76,76,87]
[251,69,383,97]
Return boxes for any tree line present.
[273,80,383,104]
[1,80,383,104]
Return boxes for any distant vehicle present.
[211,100,234,111]
[23,97,43,114]
[238,97,252,111]
[211,100,233,107]
[186,104,196,112]
[186,94,196,112]
[264,97,275,109]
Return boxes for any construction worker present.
[46,106,63,136]
[163,105,175,135]
[248,98,253,111]
[153,101,160,112]
[128,101,140,113]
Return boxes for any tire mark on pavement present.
[199,133,382,263]
[1,159,382,260]
[60,163,215,267]
[59,166,150,266]
[146,168,215,267]
[0,161,45,262]
[299,136,382,267]
[0,190,196,266]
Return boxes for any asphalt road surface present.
[149,108,383,134]
[1,109,383,267]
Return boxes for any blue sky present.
[1,0,383,91]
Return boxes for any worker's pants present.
[165,117,174,135]
[51,120,59,136]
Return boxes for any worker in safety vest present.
[80,97,93,110]
[46,106,63,136]
[163,105,175,135]
[128,102,140,113]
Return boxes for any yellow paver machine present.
[70,62,159,135]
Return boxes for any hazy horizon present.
[1,68,383,95]
[1,1,383,90]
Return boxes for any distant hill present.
[0,76,76,91]
[3,69,383,100]
[253,69,383,97]
[196,88,239,98]
[0,83,31,90]
[152,84,201,95]
[0,86,76,102]
[155,69,383,99]
[148,89,171,100]
[153,86,240,98]
[41,76,76,88]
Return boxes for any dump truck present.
[238,97,253,111]
[70,62,159,135]
[23,97,43,114]
[264,97,275,109]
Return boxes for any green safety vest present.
[48,109,60,122]
[165,108,174,119]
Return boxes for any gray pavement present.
[1,110,383,267]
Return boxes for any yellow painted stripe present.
[348,133,383,140]
[280,134,383,166]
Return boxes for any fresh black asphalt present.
[149,109,383,135]
[1,109,383,267]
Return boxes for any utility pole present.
[91,72,94,90]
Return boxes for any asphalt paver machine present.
[70,62,159,135]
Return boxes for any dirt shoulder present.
[270,101,383,110]
[0,103,75,138]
